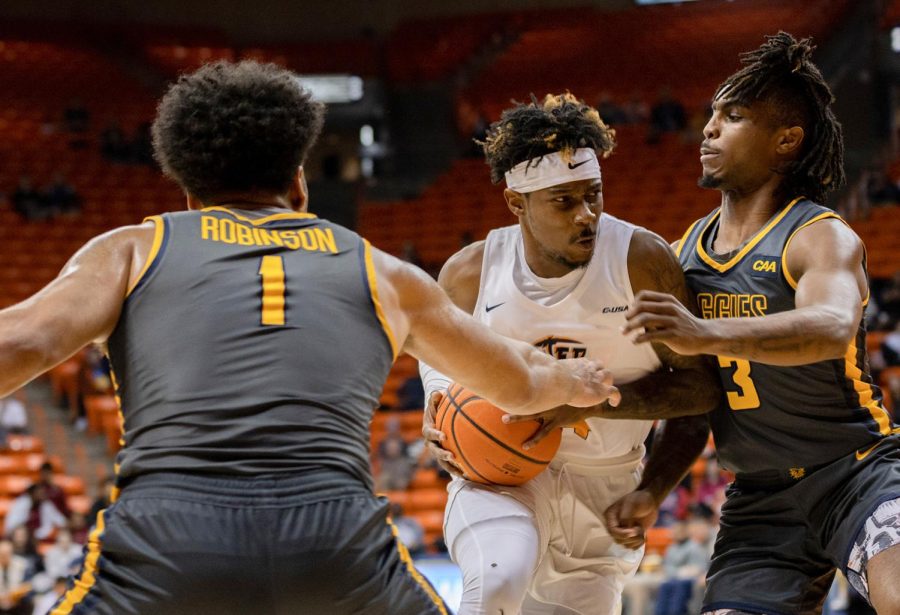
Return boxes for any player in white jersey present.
[420,94,720,615]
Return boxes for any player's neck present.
[192,192,302,212]
[714,182,783,253]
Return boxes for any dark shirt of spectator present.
[37,463,69,518]
[88,476,115,523]
[101,123,131,163]
[11,176,44,221]
[396,376,425,411]
[596,92,627,126]
[42,173,81,216]
[648,89,687,143]
[132,122,155,166]
[63,99,89,133]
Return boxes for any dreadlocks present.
[714,31,845,204]
[480,93,616,185]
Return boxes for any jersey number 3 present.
[258,255,286,326]
[718,356,760,410]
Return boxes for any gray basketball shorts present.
[51,471,448,615]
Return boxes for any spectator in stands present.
[88,476,115,522]
[63,99,90,150]
[4,485,66,541]
[0,539,32,615]
[67,512,89,546]
[62,99,89,133]
[694,457,729,513]
[596,92,627,125]
[882,322,900,367]
[866,167,900,205]
[623,91,649,124]
[41,529,81,582]
[653,517,712,615]
[11,177,44,221]
[132,122,154,166]
[35,464,68,519]
[100,122,130,163]
[647,88,686,143]
[375,417,413,491]
[389,502,425,557]
[8,527,40,578]
[41,173,81,218]
[879,271,900,327]
[30,576,66,615]
[0,393,28,440]
[399,241,423,269]
[396,375,425,411]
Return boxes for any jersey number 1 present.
[258,255,286,326]
[718,356,760,410]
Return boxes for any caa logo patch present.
[749,256,779,278]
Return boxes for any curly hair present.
[714,32,844,203]
[480,93,616,185]
[152,61,326,201]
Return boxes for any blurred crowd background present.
[0,0,898,612]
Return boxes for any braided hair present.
[714,31,844,203]
[480,93,616,185]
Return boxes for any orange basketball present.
[435,382,561,486]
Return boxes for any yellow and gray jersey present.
[106,207,396,489]
[678,198,897,485]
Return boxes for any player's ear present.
[504,189,526,217]
[776,126,804,158]
[289,166,309,212]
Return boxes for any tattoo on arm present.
[597,355,720,420]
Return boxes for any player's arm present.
[623,218,866,366]
[506,230,721,444]
[0,223,154,396]
[415,243,483,475]
[416,241,484,400]
[370,246,620,416]
[596,230,721,420]
[604,416,710,549]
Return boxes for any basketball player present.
[420,94,720,615]
[602,34,900,614]
[0,62,621,615]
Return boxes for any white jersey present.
[473,215,660,463]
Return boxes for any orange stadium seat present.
[66,494,92,515]
[52,474,86,496]
[3,435,44,455]
[0,475,31,497]
[406,487,448,513]
[412,509,445,535]
[84,394,119,436]
[644,527,674,557]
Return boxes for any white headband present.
[504,148,602,193]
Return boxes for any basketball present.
[435,382,562,486]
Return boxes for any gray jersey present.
[678,198,896,484]
[107,207,395,488]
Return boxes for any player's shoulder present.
[627,227,676,265]
[626,227,685,295]
[439,240,485,293]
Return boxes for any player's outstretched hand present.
[566,359,622,409]
[622,290,712,356]
[422,391,465,478]
[603,489,659,550]
[502,405,592,450]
